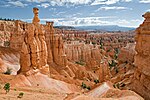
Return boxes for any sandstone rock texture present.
[64,41,102,67]
[45,21,53,63]
[9,20,26,51]
[64,41,111,81]
[0,21,14,47]
[131,12,150,100]
[20,7,48,75]
[0,7,146,100]
[71,82,143,100]
[44,21,68,69]
[118,43,136,64]
[0,72,80,94]
[0,47,20,75]
[64,41,113,82]
[110,43,136,87]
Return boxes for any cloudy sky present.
[0,0,150,27]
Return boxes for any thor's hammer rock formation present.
[20,7,49,75]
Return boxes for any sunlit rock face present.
[131,12,150,100]
[9,20,25,51]
[0,47,20,75]
[109,43,136,90]
[64,41,102,66]
[118,43,136,64]
[71,82,144,100]
[0,7,147,100]
[45,21,68,67]
[0,21,15,47]
[19,7,49,75]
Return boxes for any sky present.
[0,0,150,28]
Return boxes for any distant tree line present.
[0,17,15,21]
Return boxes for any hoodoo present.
[20,7,49,75]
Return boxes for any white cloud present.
[8,1,27,7]
[97,6,130,11]
[50,0,92,6]
[58,18,140,27]
[139,0,150,3]
[22,16,114,26]
[91,0,132,5]
[26,0,47,3]
[130,19,143,27]
[91,0,119,5]
[59,18,110,26]
[26,0,92,6]
[146,9,150,11]
[115,19,130,24]
[23,0,133,6]
[56,11,66,16]
[104,19,142,27]
[37,3,50,8]
[122,0,132,2]
[22,17,141,27]
[4,0,133,7]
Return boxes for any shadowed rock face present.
[131,12,150,100]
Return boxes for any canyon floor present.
[0,86,67,100]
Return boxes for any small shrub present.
[118,39,122,42]
[108,60,117,69]
[115,67,119,74]
[113,84,116,88]
[4,68,12,75]
[3,83,10,94]
[124,61,128,64]
[4,41,10,47]
[17,92,24,98]
[108,60,119,74]
[100,44,103,49]
[81,82,91,90]
[120,83,126,87]
[75,61,85,66]
[116,83,120,89]
[86,86,91,90]
[92,42,96,45]
[94,79,100,84]
[106,49,111,52]
[114,53,118,59]
[81,82,87,89]
[114,48,119,54]
[113,83,120,89]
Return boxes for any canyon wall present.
[0,21,14,47]
[64,41,112,82]
[64,41,102,62]
[132,12,150,100]
[9,21,26,51]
